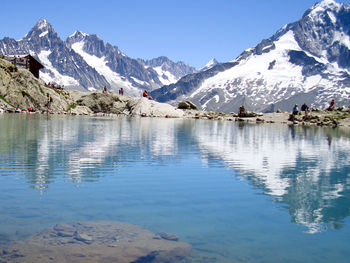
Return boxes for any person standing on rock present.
[327,99,335,111]
[47,94,53,110]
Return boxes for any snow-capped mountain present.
[0,19,196,95]
[0,19,108,90]
[200,58,219,71]
[141,56,197,86]
[151,0,350,113]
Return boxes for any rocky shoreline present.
[2,99,350,130]
[1,58,350,129]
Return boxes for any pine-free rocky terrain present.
[1,57,350,130]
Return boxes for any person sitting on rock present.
[327,99,335,111]
[142,90,153,100]
[238,105,246,117]
[292,104,299,115]
[301,103,307,112]
[305,106,310,116]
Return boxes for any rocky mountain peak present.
[36,19,52,30]
[68,30,89,42]
[201,58,219,71]
[22,19,60,51]
[313,0,341,11]
[27,19,55,37]
[143,56,172,68]
[303,0,343,20]
[293,0,350,64]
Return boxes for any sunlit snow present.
[153,66,177,85]
[71,41,141,96]
[39,31,48,38]
[191,30,341,107]
[38,50,79,86]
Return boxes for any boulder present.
[130,98,185,118]
[177,101,198,110]
[69,105,93,115]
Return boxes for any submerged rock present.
[0,221,191,263]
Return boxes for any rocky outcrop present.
[75,91,185,118]
[0,221,191,263]
[0,58,74,112]
[0,58,186,118]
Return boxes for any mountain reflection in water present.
[0,113,349,236]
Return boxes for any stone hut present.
[2,54,44,78]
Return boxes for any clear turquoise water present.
[0,113,350,263]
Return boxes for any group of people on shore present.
[45,82,64,91]
[102,86,124,96]
[292,103,310,116]
[102,86,153,100]
[292,99,336,115]
[10,94,53,113]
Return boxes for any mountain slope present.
[151,0,350,113]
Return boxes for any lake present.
[0,113,349,263]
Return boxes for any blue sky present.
[1,0,350,68]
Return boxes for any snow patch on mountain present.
[71,41,140,95]
[311,0,341,15]
[192,30,316,108]
[153,66,177,85]
[38,50,79,86]
[39,31,48,38]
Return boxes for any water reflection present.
[192,121,350,233]
[0,114,350,234]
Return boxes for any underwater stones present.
[155,232,179,241]
[74,232,93,244]
[0,221,191,263]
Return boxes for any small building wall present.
[2,55,44,78]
